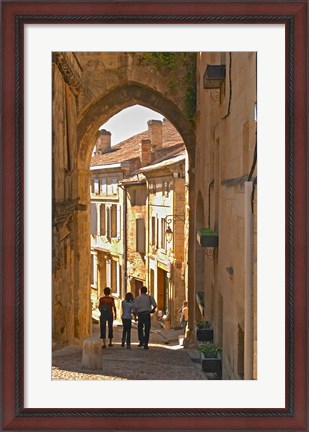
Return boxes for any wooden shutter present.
[94,178,99,194]
[106,206,111,238]
[90,203,97,235]
[111,260,117,293]
[136,218,145,253]
[151,216,156,245]
[116,262,121,296]
[116,205,121,239]
[100,178,107,194]
[99,204,106,236]
[156,218,159,248]
[107,178,112,195]
[112,178,118,195]
[106,259,111,287]
[111,205,117,237]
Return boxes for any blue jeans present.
[122,318,132,346]
[137,312,151,346]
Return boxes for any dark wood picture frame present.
[1,1,308,430]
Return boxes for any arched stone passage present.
[77,82,195,169]
[52,51,197,346]
[73,86,196,344]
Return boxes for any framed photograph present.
[1,1,307,430]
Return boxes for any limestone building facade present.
[192,52,257,379]
[139,150,188,326]
[52,51,257,379]
[89,119,188,327]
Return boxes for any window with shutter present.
[156,218,159,248]
[116,262,121,297]
[160,218,166,249]
[111,260,117,293]
[112,178,118,195]
[99,204,106,236]
[136,218,145,254]
[91,254,97,287]
[107,178,113,195]
[116,205,121,239]
[100,178,107,194]
[111,205,117,238]
[165,181,170,197]
[94,178,99,194]
[151,216,156,246]
[106,206,111,238]
[90,203,97,235]
[106,259,111,287]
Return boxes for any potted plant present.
[196,320,213,342]
[197,228,218,247]
[198,342,222,379]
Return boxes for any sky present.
[100,105,164,146]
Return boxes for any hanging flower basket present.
[197,228,218,247]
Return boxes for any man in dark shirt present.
[133,286,157,349]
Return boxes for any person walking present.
[133,286,157,350]
[121,292,135,349]
[179,300,188,331]
[99,287,117,349]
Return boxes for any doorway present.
[133,279,143,299]
[157,267,169,315]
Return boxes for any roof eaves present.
[139,154,186,173]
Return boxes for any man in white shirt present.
[133,286,157,349]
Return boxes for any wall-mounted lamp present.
[226,266,234,276]
[203,65,226,89]
[164,214,185,243]
[165,226,173,243]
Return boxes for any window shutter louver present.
[117,205,121,239]
[94,178,99,194]
[136,218,145,253]
[90,203,97,235]
[100,178,107,194]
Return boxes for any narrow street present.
[52,322,206,380]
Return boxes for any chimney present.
[147,120,162,149]
[96,129,111,153]
[140,139,152,167]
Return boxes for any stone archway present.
[52,52,196,346]
[78,82,195,169]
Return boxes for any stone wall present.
[52,54,91,346]
[195,52,257,379]
[52,50,257,384]
[76,52,195,168]
[52,52,194,347]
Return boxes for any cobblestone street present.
[52,322,206,380]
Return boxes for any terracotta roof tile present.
[91,119,184,168]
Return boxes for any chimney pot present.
[147,120,162,148]
[96,129,111,153]
[140,139,152,167]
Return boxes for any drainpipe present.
[122,185,128,297]
[244,181,254,379]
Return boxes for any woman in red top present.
[99,287,117,348]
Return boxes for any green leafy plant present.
[196,320,211,329]
[141,52,196,121]
[198,342,222,358]
[197,228,219,247]
[198,228,217,236]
